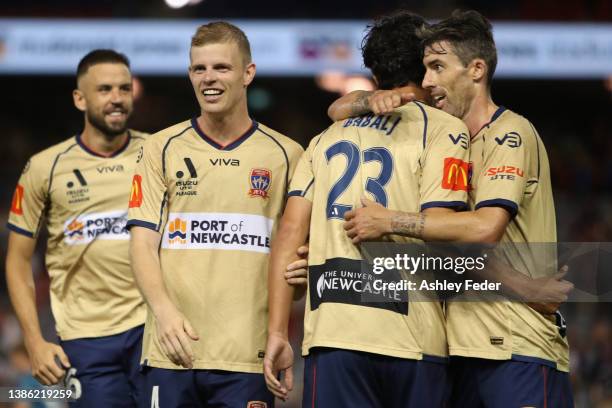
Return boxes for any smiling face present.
[188,41,255,117]
[73,62,133,137]
[422,40,475,120]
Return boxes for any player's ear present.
[470,58,487,83]
[243,62,256,87]
[73,89,86,112]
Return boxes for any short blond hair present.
[191,21,252,65]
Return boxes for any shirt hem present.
[449,347,568,372]
[302,339,446,360]
[58,318,146,341]
[142,359,263,373]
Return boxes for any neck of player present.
[81,122,129,157]
[463,89,498,137]
[197,101,253,146]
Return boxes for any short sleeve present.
[7,158,48,238]
[474,125,531,217]
[419,115,471,211]
[288,135,319,202]
[126,140,168,231]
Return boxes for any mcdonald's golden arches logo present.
[442,158,469,191]
[10,184,24,215]
[128,175,143,208]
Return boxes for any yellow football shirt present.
[7,131,148,340]
[126,118,303,372]
[290,102,470,360]
[446,107,569,372]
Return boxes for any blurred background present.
[0,0,611,407]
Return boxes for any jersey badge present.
[10,184,24,215]
[248,168,271,198]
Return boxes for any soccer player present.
[264,12,470,407]
[333,11,573,407]
[127,22,303,407]
[6,50,147,407]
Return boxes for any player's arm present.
[130,226,198,369]
[328,88,416,121]
[264,196,312,400]
[390,206,510,243]
[6,232,70,385]
[127,139,198,368]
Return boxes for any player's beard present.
[87,109,129,137]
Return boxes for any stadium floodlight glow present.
[165,0,190,9]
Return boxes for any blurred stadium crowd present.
[0,0,610,407]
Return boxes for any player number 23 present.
[326,140,393,220]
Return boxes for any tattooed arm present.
[327,90,373,122]
[327,88,417,122]
[344,199,509,243]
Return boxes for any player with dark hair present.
[330,10,573,407]
[127,21,303,407]
[6,49,148,407]
[265,11,470,407]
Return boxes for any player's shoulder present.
[486,107,538,147]
[255,122,304,155]
[398,101,467,130]
[145,119,193,148]
[27,136,80,170]
[488,107,535,133]
[128,129,151,142]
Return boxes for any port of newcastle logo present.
[66,219,85,240]
[129,175,143,208]
[248,168,271,198]
[10,184,24,215]
[168,218,187,244]
[62,211,128,245]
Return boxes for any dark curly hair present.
[361,10,428,90]
[421,10,497,86]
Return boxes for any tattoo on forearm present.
[391,212,425,238]
[350,91,372,116]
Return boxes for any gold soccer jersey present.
[289,102,470,360]
[7,132,148,340]
[126,118,302,372]
[446,107,569,371]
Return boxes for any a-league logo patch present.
[10,184,24,215]
[248,168,271,198]
[128,175,143,208]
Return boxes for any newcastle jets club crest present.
[248,168,271,198]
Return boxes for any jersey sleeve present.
[286,142,305,189]
[126,139,168,231]
[288,135,320,202]
[7,157,48,238]
[474,121,532,217]
[419,116,470,211]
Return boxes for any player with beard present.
[328,10,573,407]
[6,49,148,407]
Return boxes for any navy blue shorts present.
[141,367,274,408]
[302,348,448,408]
[60,324,145,408]
[448,356,574,408]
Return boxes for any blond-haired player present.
[127,22,302,407]
[6,49,147,407]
